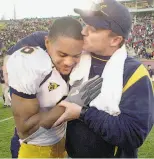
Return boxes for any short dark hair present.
[48,17,83,41]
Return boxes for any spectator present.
[147,65,154,78]
[0,67,6,107]
[2,56,11,107]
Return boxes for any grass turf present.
[0,83,154,157]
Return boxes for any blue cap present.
[74,0,132,39]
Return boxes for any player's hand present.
[65,75,103,107]
[53,101,82,127]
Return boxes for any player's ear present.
[44,36,48,41]
[45,36,50,48]
[45,36,48,44]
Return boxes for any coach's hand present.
[65,75,103,107]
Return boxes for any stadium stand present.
[0,0,153,60]
[0,18,52,54]
[119,0,154,59]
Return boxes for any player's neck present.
[61,74,69,82]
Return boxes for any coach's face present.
[81,25,112,54]
[45,36,83,75]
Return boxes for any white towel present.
[69,45,127,116]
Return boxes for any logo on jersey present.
[21,46,35,54]
[48,82,59,91]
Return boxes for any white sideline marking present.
[0,117,13,123]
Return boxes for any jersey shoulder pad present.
[7,46,53,95]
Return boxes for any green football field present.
[0,84,154,158]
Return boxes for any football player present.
[7,17,102,158]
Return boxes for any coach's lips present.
[83,38,88,44]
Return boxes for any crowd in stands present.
[0,13,154,60]
[0,18,52,54]
[126,13,154,59]
[121,0,154,9]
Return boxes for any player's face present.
[81,25,113,54]
[45,36,83,75]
